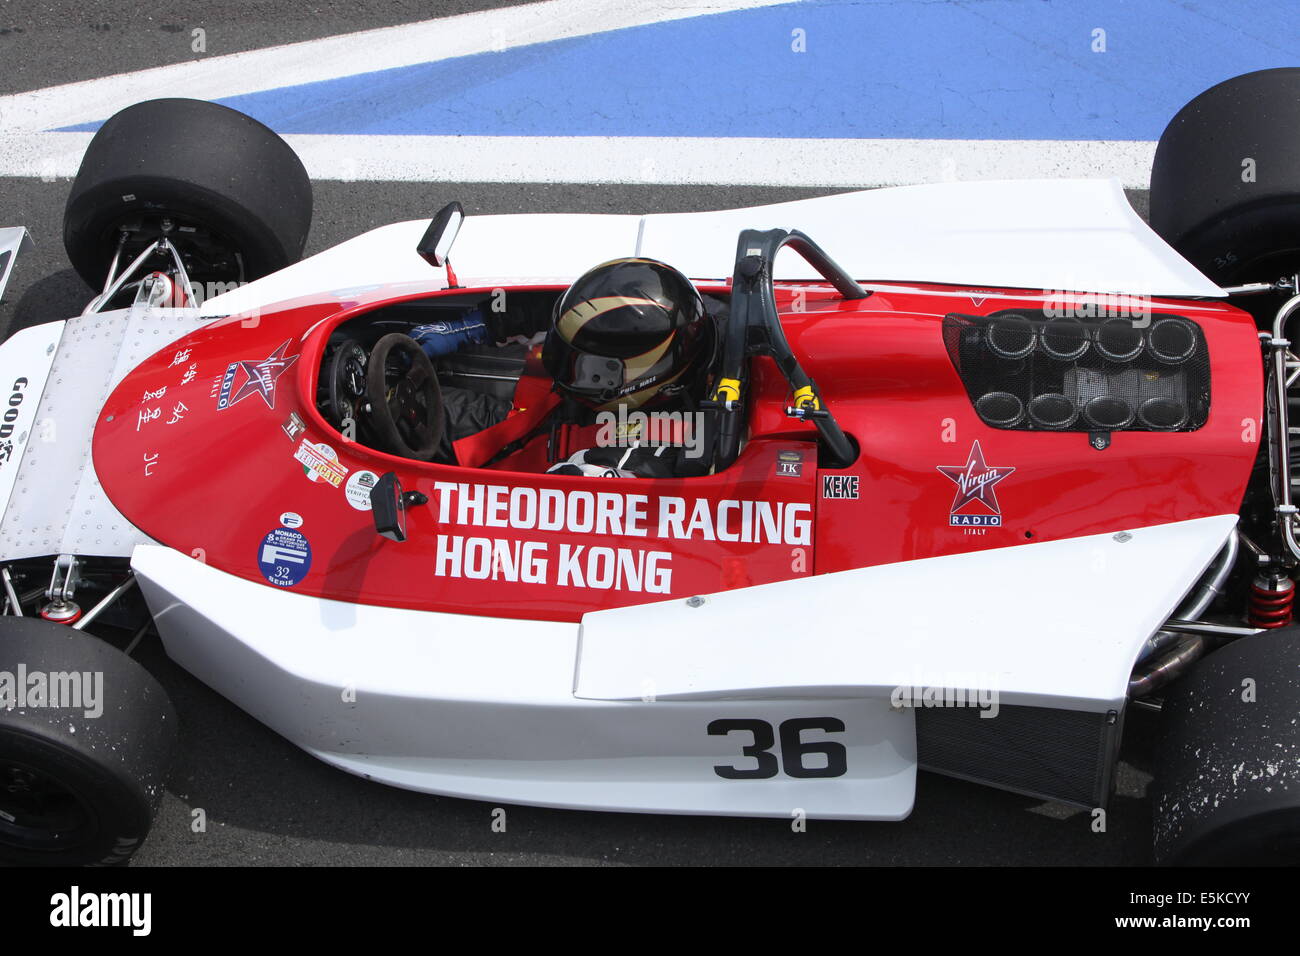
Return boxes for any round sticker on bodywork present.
[345,470,379,511]
[257,527,312,587]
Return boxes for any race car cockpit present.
[315,280,724,476]
[315,213,866,479]
[315,287,556,463]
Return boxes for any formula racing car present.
[1,69,1299,866]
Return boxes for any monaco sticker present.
[257,527,312,587]
[936,440,1015,527]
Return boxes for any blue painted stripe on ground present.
[60,0,1296,140]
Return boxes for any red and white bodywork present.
[0,180,1255,818]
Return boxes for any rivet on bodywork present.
[1113,532,1133,543]
[686,595,705,608]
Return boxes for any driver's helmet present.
[542,257,712,408]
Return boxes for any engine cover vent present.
[942,309,1211,432]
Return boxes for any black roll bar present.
[709,228,867,471]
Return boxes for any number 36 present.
[707,717,847,779]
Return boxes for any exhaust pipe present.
[1128,635,1206,698]
[1128,531,1240,698]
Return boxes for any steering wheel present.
[327,339,369,428]
[365,333,444,460]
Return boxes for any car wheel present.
[0,617,177,866]
[1150,68,1300,294]
[1152,626,1300,865]
[63,97,312,292]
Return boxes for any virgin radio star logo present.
[936,440,1015,527]
[216,339,299,411]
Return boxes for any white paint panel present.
[131,544,916,819]
[200,220,445,317]
[637,178,1222,295]
[0,320,63,523]
[198,214,644,317]
[0,306,209,559]
[447,213,645,286]
[204,180,1221,319]
[575,516,1239,711]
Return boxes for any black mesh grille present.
[942,309,1211,432]
[916,704,1118,808]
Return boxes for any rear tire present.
[1150,68,1300,289]
[63,98,312,291]
[0,618,177,866]
[1153,628,1300,865]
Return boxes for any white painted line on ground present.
[0,131,1157,187]
[0,0,793,132]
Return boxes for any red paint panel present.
[94,293,816,622]
[93,280,1262,622]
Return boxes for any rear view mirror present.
[416,202,464,268]
[369,472,427,542]
[371,472,408,542]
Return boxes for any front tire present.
[63,98,312,291]
[0,618,177,866]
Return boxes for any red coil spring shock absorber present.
[1248,573,1295,628]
